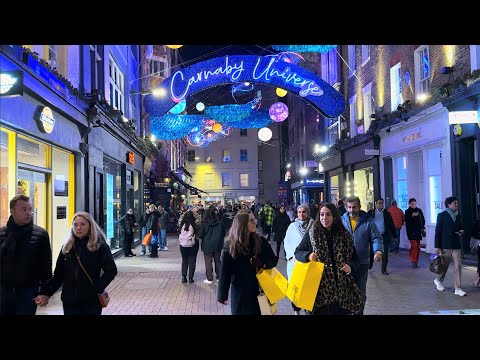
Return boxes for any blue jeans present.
[158,229,167,249]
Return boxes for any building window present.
[396,156,408,212]
[149,58,167,77]
[222,173,232,187]
[109,55,124,114]
[240,149,248,162]
[205,173,213,188]
[390,62,403,112]
[259,182,264,194]
[414,46,430,99]
[348,45,356,78]
[362,82,373,132]
[48,45,57,68]
[349,95,357,138]
[240,174,249,187]
[223,149,231,162]
[361,45,370,65]
[470,45,480,72]
[240,128,248,136]
[427,147,443,224]
[258,160,263,171]
[325,117,340,147]
[321,49,338,85]
[90,45,103,92]
[187,150,196,162]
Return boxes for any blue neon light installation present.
[271,45,337,53]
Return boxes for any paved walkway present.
[37,235,480,315]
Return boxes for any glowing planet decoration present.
[196,102,205,111]
[258,127,272,142]
[269,102,289,122]
[212,123,222,133]
[276,88,287,97]
[168,99,186,114]
[166,45,183,49]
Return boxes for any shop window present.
[0,129,11,227]
[17,135,47,168]
[104,156,123,249]
[427,148,442,224]
[397,156,408,211]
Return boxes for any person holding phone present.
[433,197,466,296]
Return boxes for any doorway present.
[17,169,47,230]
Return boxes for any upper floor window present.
[390,62,403,112]
[258,160,263,171]
[349,95,357,138]
[240,149,248,162]
[205,173,213,188]
[240,129,248,136]
[362,83,373,132]
[187,150,196,162]
[470,45,480,72]
[48,45,57,68]
[414,46,430,100]
[348,45,356,78]
[109,55,124,113]
[240,173,249,187]
[90,45,103,91]
[223,149,231,162]
[149,58,167,77]
[222,173,232,187]
[361,45,370,65]
[321,48,339,85]
[325,117,340,147]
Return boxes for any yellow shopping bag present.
[256,267,288,304]
[286,260,325,311]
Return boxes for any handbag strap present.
[75,248,95,288]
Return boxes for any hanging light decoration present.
[150,114,204,140]
[166,45,183,49]
[269,102,289,122]
[196,102,205,111]
[271,45,337,53]
[168,99,186,114]
[212,123,223,133]
[258,127,272,142]
[276,88,287,97]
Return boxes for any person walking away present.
[34,211,117,315]
[387,200,404,252]
[221,204,236,233]
[272,205,291,259]
[368,198,396,275]
[295,203,364,315]
[157,205,170,251]
[257,200,275,242]
[341,196,383,315]
[217,210,278,315]
[178,211,200,283]
[0,195,52,315]
[284,204,314,314]
[433,196,466,296]
[198,208,225,284]
[118,208,138,257]
[404,198,425,268]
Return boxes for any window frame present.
[108,54,125,114]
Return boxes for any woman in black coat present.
[272,205,291,259]
[35,211,117,315]
[404,198,425,268]
[217,210,278,315]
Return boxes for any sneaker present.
[140,252,146,256]
[203,279,213,284]
[454,288,466,296]
[164,246,168,251]
[294,310,301,315]
[434,278,445,291]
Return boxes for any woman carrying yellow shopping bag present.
[294,203,364,315]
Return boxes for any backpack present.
[179,224,196,247]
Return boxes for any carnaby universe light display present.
[145,51,346,144]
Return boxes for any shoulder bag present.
[76,251,110,308]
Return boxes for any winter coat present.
[221,211,236,233]
[157,211,169,230]
[284,218,314,279]
[367,208,396,246]
[405,207,425,241]
[147,211,160,235]
[272,213,291,243]
[119,213,136,235]
[40,236,117,306]
[198,220,226,253]
[0,216,52,289]
[217,233,278,315]
[435,211,463,250]
[341,211,383,265]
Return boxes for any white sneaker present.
[294,310,301,315]
[434,278,445,291]
[454,288,466,296]
[164,246,168,251]
[203,279,213,285]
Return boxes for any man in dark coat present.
[118,208,137,257]
[0,195,52,315]
[434,196,465,296]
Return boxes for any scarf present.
[295,217,313,238]
[0,216,34,257]
[446,208,458,222]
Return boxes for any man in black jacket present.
[0,195,52,315]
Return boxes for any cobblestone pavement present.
[37,235,480,315]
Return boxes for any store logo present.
[36,106,55,133]
[402,132,421,143]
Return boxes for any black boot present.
[182,276,187,283]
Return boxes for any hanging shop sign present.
[0,70,23,97]
[145,55,346,118]
[36,106,55,133]
[448,111,478,125]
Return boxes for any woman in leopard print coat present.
[295,203,364,315]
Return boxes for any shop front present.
[291,177,324,205]
[379,103,452,253]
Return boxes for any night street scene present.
[1,44,480,317]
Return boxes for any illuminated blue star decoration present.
[186,119,230,148]
[231,81,254,102]
[150,114,204,140]
[271,45,337,53]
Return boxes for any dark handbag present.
[429,254,446,274]
[76,251,110,308]
[421,229,426,238]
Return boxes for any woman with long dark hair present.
[405,198,425,268]
[294,203,363,315]
[217,210,277,315]
[179,211,200,283]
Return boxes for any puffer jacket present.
[198,220,226,253]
